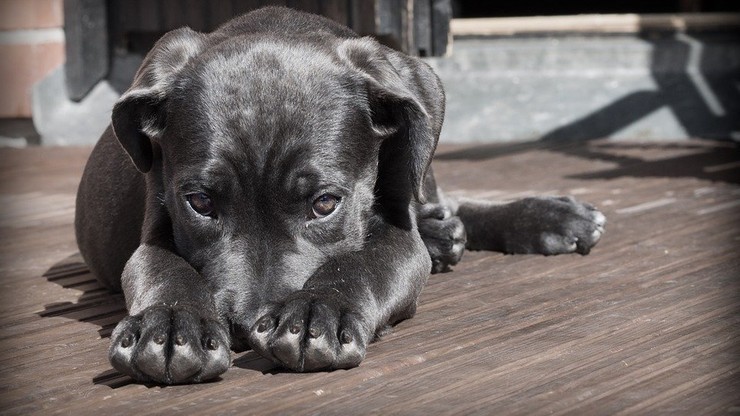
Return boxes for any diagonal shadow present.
[434,31,740,184]
[566,142,740,184]
[39,253,132,388]
[435,140,740,185]
[39,253,126,339]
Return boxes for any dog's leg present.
[248,221,430,372]
[107,243,231,384]
[76,130,230,385]
[454,196,606,255]
[103,195,231,385]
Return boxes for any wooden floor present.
[0,139,738,415]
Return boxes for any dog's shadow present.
[40,253,125,338]
[40,253,134,388]
[40,253,277,388]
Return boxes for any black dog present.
[75,7,605,384]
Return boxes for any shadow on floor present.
[563,142,740,185]
[436,141,740,186]
[39,253,277,387]
[39,253,132,388]
[39,253,126,339]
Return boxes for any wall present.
[0,0,66,118]
[427,31,740,142]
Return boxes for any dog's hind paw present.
[417,203,467,273]
[248,290,368,372]
[503,196,606,255]
[108,305,230,384]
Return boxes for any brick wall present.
[0,0,66,117]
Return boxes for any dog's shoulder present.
[213,6,358,40]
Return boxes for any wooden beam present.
[63,0,108,101]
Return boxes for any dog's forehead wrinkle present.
[199,39,345,97]
[192,40,355,136]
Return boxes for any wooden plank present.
[414,0,432,56]
[288,0,321,14]
[184,0,209,31]
[375,0,405,51]
[0,140,738,414]
[349,0,377,37]
[209,0,235,27]
[431,0,451,56]
[320,0,350,26]
[161,0,186,30]
[159,0,210,31]
[137,0,163,32]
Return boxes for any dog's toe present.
[109,306,230,384]
[249,292,367,371]
[592,210,607,229]
[418,205,467,273]
[502,196,606,255]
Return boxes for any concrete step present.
[426,32,740,142]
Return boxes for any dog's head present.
[111,26,442,345]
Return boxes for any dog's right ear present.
[337,37,444,205]
[112,28,206,173]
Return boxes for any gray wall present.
[427,32,740,143]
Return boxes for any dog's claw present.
[206,338,219,351]
[120,334,134,348]
[256,317,271,333]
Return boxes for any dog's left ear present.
[338,38,444,204]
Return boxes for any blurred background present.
[0,0,738,147]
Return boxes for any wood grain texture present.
[0,140,738,414]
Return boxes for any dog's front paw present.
[506,196,606,255]
[418,204,467,273]
[109,305,230,384]
[249,291,368,371]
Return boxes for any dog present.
[75,7,605,384]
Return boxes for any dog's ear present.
[112,28,207,173]
[337,37,444,204]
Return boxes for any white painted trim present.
[0,28,65,45]
[451,13,740,36]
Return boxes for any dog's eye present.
[311,194,340,219]
[187,192,215,217]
